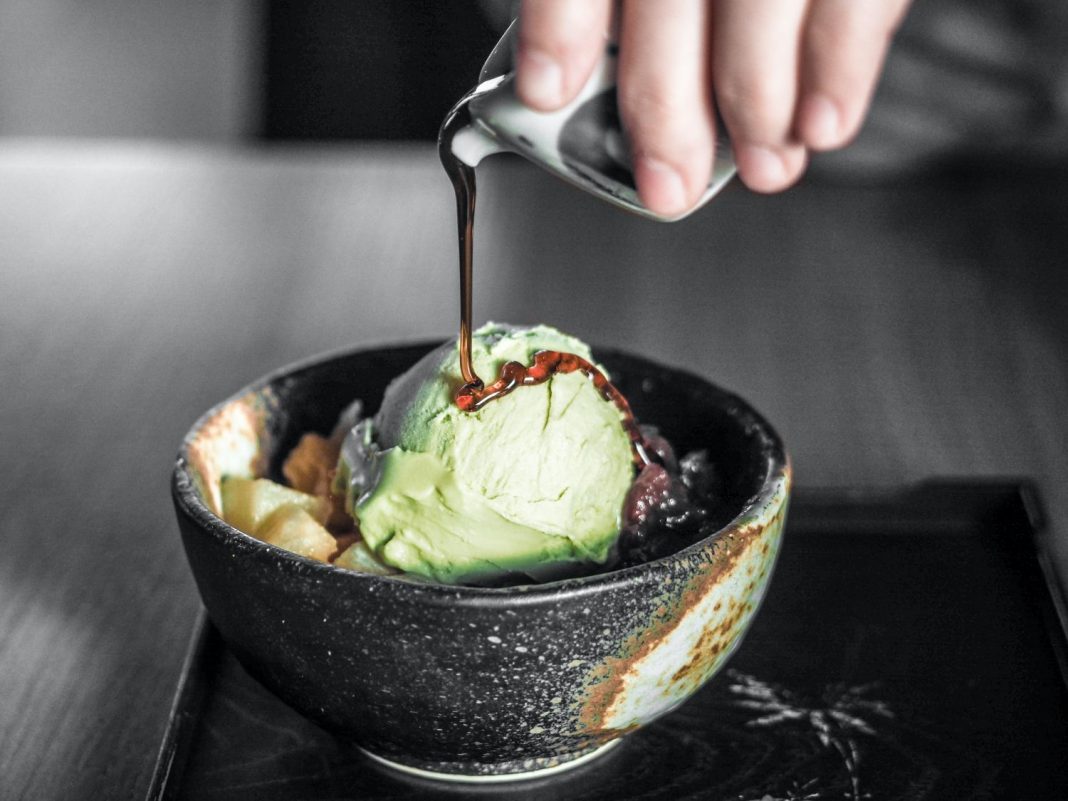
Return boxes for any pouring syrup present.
[438,97,652,467]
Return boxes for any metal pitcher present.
[439,20,736,222]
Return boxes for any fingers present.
[795,0,911,150]
[618,0,715,216]
[516,0,912,200]
[516,0,613,111]
[712,0,810,193]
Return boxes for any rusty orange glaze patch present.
[575,526,763,735]
[573,473,789,738]
[669,594,757,687]
[185,389,276,515]
[660,506,786,698]
[669,601,741,684]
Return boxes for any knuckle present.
[520,31,578,65]
[620,82,689,121]
[521,2,604,60]
[620,87,712,157]
[715,74,791,141]
[623,83,696,131]
[806,17,846,56]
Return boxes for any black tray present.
[147,481,1068,800]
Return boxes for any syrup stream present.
[438,101,482,390]
[439,98,650,466]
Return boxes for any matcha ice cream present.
[337,323,635,584]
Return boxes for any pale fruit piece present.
[334,541,399,576]
[257,504,336,563]
[221,476,326,536]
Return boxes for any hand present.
[515,0,911,214]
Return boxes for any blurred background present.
[2,0,1066,170]
[0,0,503,141]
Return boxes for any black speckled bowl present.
[172,343,790,782]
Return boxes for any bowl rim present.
[173,340,790,606]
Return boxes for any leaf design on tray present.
[726,670,894,801]
[738,776,824,801]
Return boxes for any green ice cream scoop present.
[338,323,635,585]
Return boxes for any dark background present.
[257,0,1068,175]
[3,0,1067,167]
[262,0,501,140]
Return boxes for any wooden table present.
[1,142,1065,800]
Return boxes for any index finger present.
[517,0,614,111]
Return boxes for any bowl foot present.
[359,738,620,784]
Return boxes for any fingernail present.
[516,49,564,109]
[738,145,788,192]
[636,157,688,215]
[800,94,841,150]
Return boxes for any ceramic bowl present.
[172,343,790,782]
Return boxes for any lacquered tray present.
[147,481,1068,800]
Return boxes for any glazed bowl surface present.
[172,343,790,780]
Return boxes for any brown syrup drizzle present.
[455,351,652,467]
[438,99,481,390]
[439,98,651,467]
